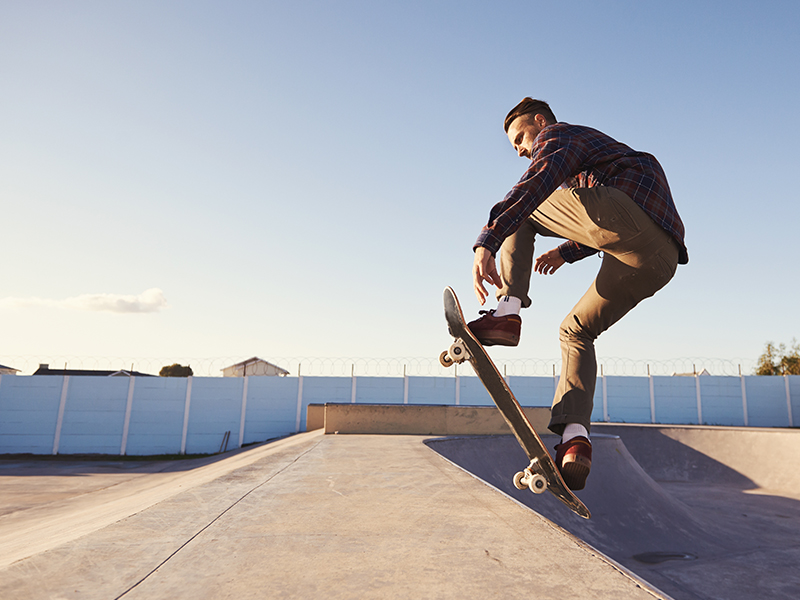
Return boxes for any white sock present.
[562,423,589,443]
[493,296,521,317]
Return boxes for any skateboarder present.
[469,98,687,490]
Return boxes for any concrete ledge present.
[319,403,551,435]
[307,404,325,431]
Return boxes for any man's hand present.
[534,248,566,275]
[473,247,503,305]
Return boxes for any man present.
[470,98,687,490]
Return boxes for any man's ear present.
[534,113,549,128]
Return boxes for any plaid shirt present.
[474,122,688,264]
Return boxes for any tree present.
[755,340,800,375]
[159,363,193,377]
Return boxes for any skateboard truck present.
[513,458,548,494]
[439,339,471,367]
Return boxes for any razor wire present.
[0,355,759,377]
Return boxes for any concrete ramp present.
[595,425,800,492]
[427,435,728,558]
[426,428,800,600]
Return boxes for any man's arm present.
[473,125,590,257]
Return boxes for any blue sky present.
[1,1,799,374]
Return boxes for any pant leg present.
[549,244,678,434]
[497,215,562,308]
[525,186,680,435]
[496,219,536,307]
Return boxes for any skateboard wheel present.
[439,351,454,368]
[448,340,470,363]
[528,473,547,494]
[513,471,527,490]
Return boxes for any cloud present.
[0,288,169,314]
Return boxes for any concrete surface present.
[428,425,800,600]
[0,432,317,569]
[0,432,665,600]
[3,413,799,600]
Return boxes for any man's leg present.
[528,186,679,489]
[497,218,536,308]
[530,186,680,431]
[496,213,566,305]
[549,247,677,434]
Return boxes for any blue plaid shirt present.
[474,122,688,264]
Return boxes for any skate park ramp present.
[2,415,799,600]
[426,425,800,600]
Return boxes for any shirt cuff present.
[473,227,503,256]
[558,241,598,263]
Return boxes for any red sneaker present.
[467,310,521,346]
[554,436,592,490]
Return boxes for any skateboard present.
[439,286,591,519]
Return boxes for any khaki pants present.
[497,186,679,435]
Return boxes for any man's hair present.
[503,98,557,132]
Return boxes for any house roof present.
[671,368,711,377]
[223,357,290,375]
[33,364,155,377]
[0,364,20,373]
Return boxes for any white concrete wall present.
[0,374,797,455]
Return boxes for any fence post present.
[239,376,249,448]
[695,373,703,425]
[601,365,608,422]
[180,377,193,455]
[295,375,304,432]
[120,377,135,455]
[52,376,70,455]
[649,366,656,424]
[740,375,749,426]
[785,375,793,428]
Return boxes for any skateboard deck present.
[440,286,591,519]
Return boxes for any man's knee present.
[559,312,596,346]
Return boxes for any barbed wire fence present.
[0,355,760,377]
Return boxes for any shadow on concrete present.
[425,429,800,600]
[0,437,291,478]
